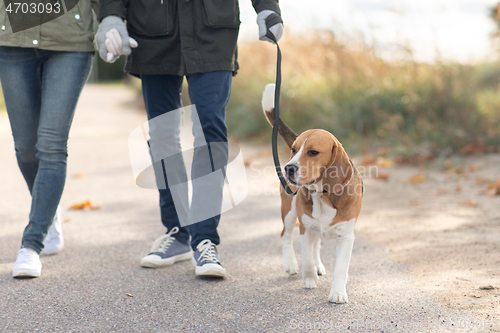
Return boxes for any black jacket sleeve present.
[99,0,128,21]
[252,0,281,15]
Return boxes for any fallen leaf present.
[63,218,72,223]
[126,293,134,297]
[486,180,500,196]
[475,178,488,185]
[70,200,100,211]
[361,155,377,166]
[409,200,424,206]
[486,189,498,196]
[72,173,85,179]
[410,174,426,184]
[459,199,478,207]
[375,173,390,181]
[455,185,462,193]
[487,181,499,189]
[377,157,394,168]
[468,164,480,172]
[433,189,447,197]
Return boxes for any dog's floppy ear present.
[322,138,353,194]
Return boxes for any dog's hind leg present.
[313,236,326,276]
[282,197,299,275]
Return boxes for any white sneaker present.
[42,205,64,255]
[13,248,42,278]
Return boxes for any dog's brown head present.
[284,129,353,193]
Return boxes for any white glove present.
[257,10,284,44]
[96,16,138,63]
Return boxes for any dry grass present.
[0,84,5,112]
[228,32,500,154]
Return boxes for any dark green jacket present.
[99,0,280,76]
[0,0,99,52]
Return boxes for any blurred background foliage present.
[228,32,500,154]
[88,55,127,82]
[0,87,4,112]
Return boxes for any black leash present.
[265,14,297,196]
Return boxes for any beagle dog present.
[262,84,363,303]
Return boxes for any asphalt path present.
[0,85,487,332]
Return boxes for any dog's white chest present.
[300,192,356,239]
[300,192,338,239]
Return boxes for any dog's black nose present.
[284,165,298,179]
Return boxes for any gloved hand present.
[96,16,138,63]
[257,10,284,44]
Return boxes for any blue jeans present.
[0,47,93,253]
[141,71,232,250]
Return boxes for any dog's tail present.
[262,83,297,148]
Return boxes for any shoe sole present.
[141,251,193,268]
[13,270,40,278]
[192,259,226,278]
[41,244,64,255]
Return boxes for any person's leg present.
[186,71,232,250]
[0,47,42,194]
[0,47,65,256]
[140,74,190,245]
[21,50,93,253]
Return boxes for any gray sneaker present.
[192,239,226,278]
[141,227,192,268]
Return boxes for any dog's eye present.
[308,150,319,157]
[291,148,297,154]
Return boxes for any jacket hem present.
[0,41,96,52]
[127,62,235,77]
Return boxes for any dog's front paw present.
[328,291,348,303]
[304,276,319,289]
[283,257,299,275]
[285,262,299,275]
[316,264,326,276]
